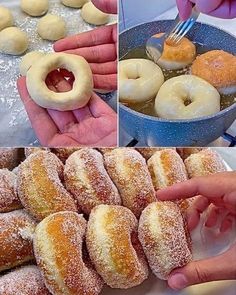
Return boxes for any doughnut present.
[61,0,88,8]
[0,27,28,55]
[51,147,81,163]
[0,265,50,295]
[119,59,164,104]
[138,201,192,280]
[136,147,176,161]
[0,6,14,31]
[17,151,77,220]
[155,75,221,120]
[37,14,66,41]
[0,148,19,170]
[177,148,204,160]
[81,2,109,25]
[147,149,188,190]
[20,51,45,76]
[21,0,49,17]
[26,53,93,111]
[24,147,50,157]
[147,33,196,70]
[191,50,236,95]
[0,210,36,272]
[97,148,115,154]
[184,148,227,178]
[34,211,103,295]
[64,149,121,214]
[104,148,156,217]
[86,205,149,288]
[0,169,22,213]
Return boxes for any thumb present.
[168,244,236,290]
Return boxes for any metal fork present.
[146,5,200,63]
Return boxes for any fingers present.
[89,61,117,75]
[93,74,117,90]
[91,0,117,14]
[73,106,92,123]
[47,70,72,92]
[176,0,193,20]
[168,244,236,290]
[220,213,234,232]
[17,77,58,146]
[195,0,224,13]
[88,92,117,118]
[208,1,236,19]
[54,25,116,51]
[187,196,209,230]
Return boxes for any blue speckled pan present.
[119,21,236,147]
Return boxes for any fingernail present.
[168,273,188,290]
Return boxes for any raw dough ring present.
[26,53,93,111]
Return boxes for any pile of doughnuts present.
[0,147,227,294]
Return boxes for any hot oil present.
[120,44,236,116]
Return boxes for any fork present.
[146,5,200,63]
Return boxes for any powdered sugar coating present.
[104,148,156,217]
[64,149,121,214]
[51,148,81,163]
[0,265,50,295]
[24,147,50,158]
[86,205,149,289]
[0,148,19,170]
[136,148,176,160]
[138,202,192,280]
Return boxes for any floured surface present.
[0,0,117,146]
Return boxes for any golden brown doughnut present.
[34,211,103,295]
[0,265,50,295]
[184,148,227,178]
[24,147,50,157]
[191,50,236,94]
[0,148,19,170]
[86,205,149,288]
[0,210,37,272]
[177,148,204,160]
[138,201,192,280]
[17,151,77,220]
[136,147,176,161]
[64,149,121,214]
[0,169,22,213]
[104,148,156,217]
[51,148,81,163]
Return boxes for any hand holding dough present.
[0,27,28,55]
[37,14,66,41]
[0,6,14,31]
[81,1,109,25]
[61,0,88,8]
[21,0,49,16]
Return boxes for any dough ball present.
[81,1,109,25]
[20,51,45,76]
[0,27,28,55]
[61,0,88,8]
[0,6,14,31]
[37,14,66,41]
[21,0,49,16]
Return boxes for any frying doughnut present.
[0,169,22,213]
[147,33,196,70]
[184,148,227,178]
[0,148,19,170]
[155,75,221,119]
[136,148,176,161]
[51,147,81,163]
[64,149,121,214]
[26,53,93,111]
[191,50,236,94]
[138,202,192,280]
[86,205,149,288]
[81,1,109,25]
[34,211,103,295]
[104,148,156,217]
[119,59,164,104]
[17,151,77,220]
[0,210,36,272]
[0,265,50,295]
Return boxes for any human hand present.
[54,25,117,91]
[177,0,236,20]
[91,0,117,14]
[17,72,117,147]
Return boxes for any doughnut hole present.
[46,68,75,93]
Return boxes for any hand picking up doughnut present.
[86,205,149,288]
[138,201,192,280]
[64,149,121,214]
[34,211,103,295]
[17,151,77,220]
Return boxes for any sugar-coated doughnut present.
[20,51,45,76]
[51,147,81,163]
[86,205,149,288]
[0,169,22,213]
[37,14,66,41]
[147,33,196,70]
[191,50,236,95]
[0,27,28,55]
[24,147,50,157]
[136,147,176,161]
[155,75,221,120]
[119,59,164,104]
[104,148,156,217]
[0,265,50,295]
[61,0,88,8]
[81,2,109,25]
[148,149,188,190]
[64,149,121,214]
[0,210,36,272]
[138,202,192,280]
[21,0,49,17]
[177,148,204,160]
[0,6,14,31]
[26,53,93,111]
[184,148,227,178]
[17,151,77,220]
[0,148,19,170]
[34,211,103,295]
